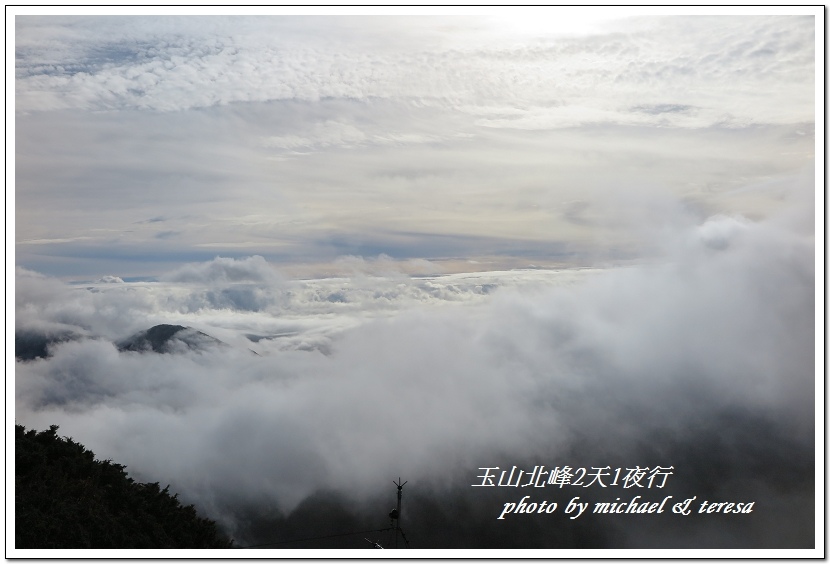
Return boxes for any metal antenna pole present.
[393,478,407,549]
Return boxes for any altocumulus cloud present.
[15,16,813,126]
[14,202,814,548]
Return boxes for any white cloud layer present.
[14,205,815,546]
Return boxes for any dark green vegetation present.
[15,424,232,549]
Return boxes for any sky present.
[13,10,816,280]
[9,7,822,555]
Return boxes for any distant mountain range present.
[15,324,234,361]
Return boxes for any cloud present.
[15,107,813,280]
[161,255,283,285]
[15,16,814,280]
[15,253,585,357]
[694,214,749,250]
[15,15,814,129]
[260,119,454,156]
[14,202,815,548]
[95,275,125,284]
[631,103,695,115]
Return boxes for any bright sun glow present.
[486,8,629,38]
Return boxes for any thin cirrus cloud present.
[15,104,814,279]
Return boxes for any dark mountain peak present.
[117,324,227,354]
[15,329,82,361]
[144,324,188,345]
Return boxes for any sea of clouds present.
[14,203,815,549]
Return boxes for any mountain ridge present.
[116,324,229,354]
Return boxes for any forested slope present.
[15,424,232,549]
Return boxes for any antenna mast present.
[392,478,407,548]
